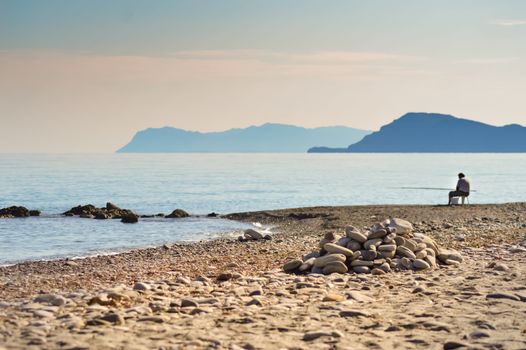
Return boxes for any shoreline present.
[1,202,525,349]
[1,202,525,300]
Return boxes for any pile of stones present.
[284,218,462,275]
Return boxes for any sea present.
[1,153,525,265]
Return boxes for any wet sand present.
[1,203,525,349]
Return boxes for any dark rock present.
[166,209,190,218]
[121,213,139,224]
[106,202,120,210]
[63,203,137,220]
[443,341,469,350]
[207,212,219,217]
[140,215,155,218]
[263,234,272,240]
[155,213,165,217]
[29,210,41,216]
[95,212,109,220]
[0,206,30,218]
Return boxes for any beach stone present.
[133,282,150,291]
[492,263,510,271]
[311,266,323,274]
[486,293,521,301]
[443,341,469,349]
[319,232,337,248]
[336,237,350,247]
[350,260,374,267]
[364,238,382,250]
[303,251,320,261]
[415,250,428,259]
[323,293,345,302]
[469,330,490,339]
[322,261,348,274]
[314,254,346,268]
[425,255,437,268]
[398,257,413,270]
[438,249,463,264]
[413,259,430,270]
[360,250,377,261]
[98,312,125,325]
[347,290,374,302]
[283,259,303,272]
[378,262,391,273]
[346,240,362,251]
[299,257,315,272]
[402,239,419,252]
[324,243,354,257]
[378,244,396,252]
[345,226,367,243]
[303,331,333,341]
[371,268,386,275]
[217,272,234,281]
[368,228,388,239]
[352,266,370,274]
[394,236,406,246]
[244,229,264,240]
[379,250,395,259]
[181,298,199,307]
[34,294,66,306]
[397,246,417,259]
[387,218,413,235]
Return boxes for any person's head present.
[458,173,465,179]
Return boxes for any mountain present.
[117,123,371,153]
[308,113,526,153]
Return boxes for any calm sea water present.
[1,153,525,264]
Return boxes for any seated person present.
[448,173,470,205]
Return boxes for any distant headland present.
[118,113,526,153]
[117,123,370,153]
[309,112,526,153]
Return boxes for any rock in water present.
[166,209,190,218]
[0,206,31,218]
[121,213,139,224]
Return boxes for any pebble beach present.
[1,203,526,349]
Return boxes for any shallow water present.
[1,153,525,263]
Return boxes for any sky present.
[0,0,525,152]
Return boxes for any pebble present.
[346,291,373,302]
[443,341,469,349]
[323,293,345,302]
[469,330,490,339]
[283,259,303,272]
[345,227,367,243]
[98,313,125,325]
[486,293,521,301]
[313,254,346,268]
[34,294,66,306]
[322,261,348,274]
[181,299,199,308]
[413,259,430,270]
[352,266,370,274]
[324,243,354,257]
[133,282,150,291]
[302,331,333,341]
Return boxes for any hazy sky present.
[1,0,525,152]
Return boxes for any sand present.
[1,203,525,349]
